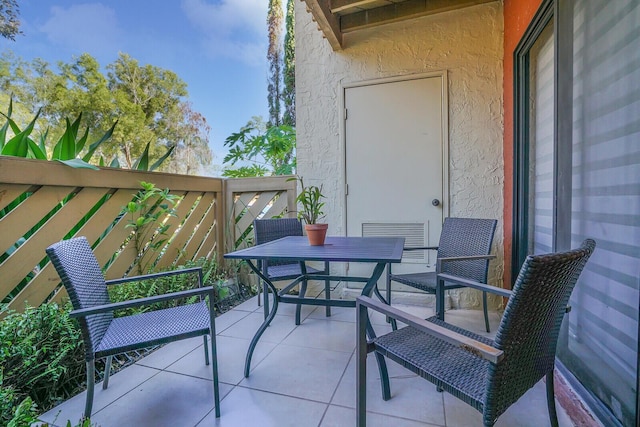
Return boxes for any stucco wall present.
[295,2,505,307]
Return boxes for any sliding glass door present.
[513,1,639,425]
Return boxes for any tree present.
[0,0,21,41]
[107,53,187,168]
[267,0,283,128]
[222,0,297,177]
[0,51,211,172]
[282,0,295,126]
[163,102,213,176]
[222,117,295,178]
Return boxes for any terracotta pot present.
[305,223,328,246]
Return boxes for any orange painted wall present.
[502,0,543,287]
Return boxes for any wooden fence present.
[0,157,296,313]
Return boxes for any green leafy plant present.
[222,118,296,177]
[122,181,180,274]
[0,302,85,422]
[0,97,117,169]
[107,257,230,317]
[104,140,175,172]
[1,98,175,172]
[288,175,325,224]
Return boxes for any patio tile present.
[198,386,328,427]
[308,305,357,323]
[214,308,252,333]
[321,405,442,427]
[135,336,204,370]
[37,364,160,426]
[264,298,317,320]
[166,335,277,385]
[88,370,233,427]
[332,353,446,426]
[443,379,574,427]
[232,295,262,312]
[219,312,298,344]
[280,316,359,353]
[240,343,352,403]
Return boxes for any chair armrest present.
[438,254,496,262]
[105,267,202,286]
[358,296,503,363]
[402,246,438,252]
[69,286,216,318]
[437,273,512,298]
[357,295,503,364]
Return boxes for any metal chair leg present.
[257,281,262,307]
[102,356,112,390]
[385,265,398,330]
[85,360,95,420]
[356,302,368,427]
[482,291,491,333]
[296,279,308,325]
[263,280,270,320]
[210,328,220,418]
[203,335,210,365]
[546,370,559,427]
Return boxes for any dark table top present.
[224,236,405,264]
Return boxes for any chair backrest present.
[253,218,303,268]
[436,217,497,282]
[46,237,112,359]
[485,239,596,423]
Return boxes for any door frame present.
[339,71,450,235]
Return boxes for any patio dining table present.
[224,235,405,378]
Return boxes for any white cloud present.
[181,0,269,66]
[39,3,122,55]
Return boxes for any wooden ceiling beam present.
[303,0,343,50]
[340,0,496,33]
[330,0,388,14]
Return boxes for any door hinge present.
[345,183,349,196]
[344,108,348,120]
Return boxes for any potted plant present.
[289,175,328,245]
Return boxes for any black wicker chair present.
[384,217,497,332]
[357,239,596,427]
[253,218,330,325]
[46,237,220,420]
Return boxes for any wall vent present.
[362,222,426,261]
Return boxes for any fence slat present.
[158,192,215,269]
[6,189,134,311]
[235,191,280,234]
[0,157,296,311]
[0,184,31,211]
[0,187,110,301]
[0,186,76,256]
[135,191,192,271]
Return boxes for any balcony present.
[1,156,575,426]
[37,293,571,426]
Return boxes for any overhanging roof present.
[302,0,497,50]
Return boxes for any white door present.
[344,75,447,287]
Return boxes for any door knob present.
[432,199,440,206]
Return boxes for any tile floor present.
[38,289,574,427]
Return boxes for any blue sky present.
[1,0,272,173]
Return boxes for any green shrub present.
[0,257,241,424]
[0,302,85,422]
[107,257,229,317]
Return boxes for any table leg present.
[324,261,331,317]
[362,263,391,400]
[244,260,279,378]
[296,262,307,325]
